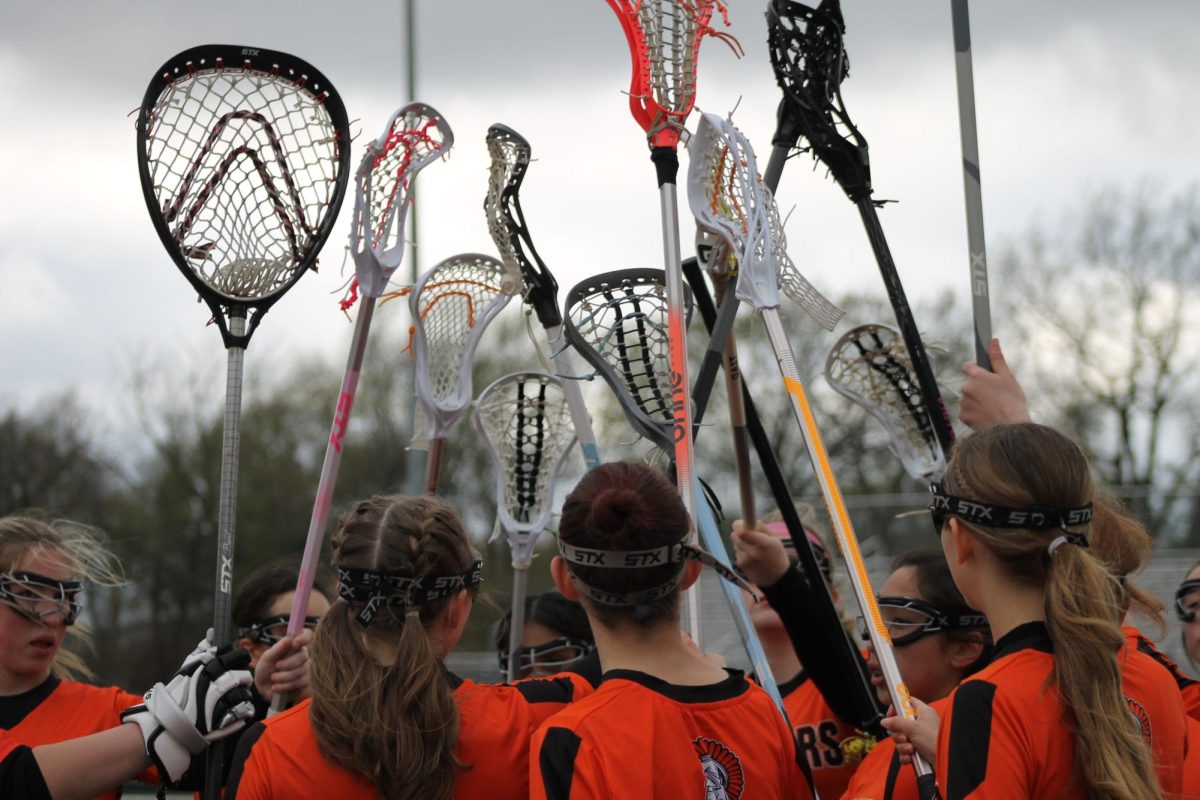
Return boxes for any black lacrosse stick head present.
[766,0,872,201]
[485,123,560,328]
[563,269,692,454]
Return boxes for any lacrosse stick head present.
[766,0,872,201]
[606,0,728,150]
[563,268,691,454]
[349,103,453,300]
[137,44,351,348]
[474,372,578,566]
[688,111,844,330]
[485,124,559,326]
[824,323,945,482]
[409,254,519,444]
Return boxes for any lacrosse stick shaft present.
[951,0,993,369]
[507,562,530,682]
[856,200,955,460]
[763,143,790,195]
[651,149,702,644]
[713,276,755,527]
[424,438,446,495]
[690,288,740,429]
[270,298,378,714]
[547,324,602,469]
[761,310,935,785]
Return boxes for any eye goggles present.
[497,637,596,678]
[1176,579,1200,623]
[857,595,988,648]
[0,571,83,626]
[239,614,322,645]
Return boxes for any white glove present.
[120,633,256,784]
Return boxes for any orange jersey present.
[227,670,592,800]
[531,668,813,800]
[840,698,951,800]
[1127,628,1200,721]
[780,671,859,798]
[1119,626,1188,797]
[0,675,151,800]
[1184,717,1200,798]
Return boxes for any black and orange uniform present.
[227,670,592,800]
[780,671,859,799]
[0,733,52,800]
[0,676,153,800]
[1184,717,1200,798]
[936,621,1187,799]
[531,669,813,800]
[840,698,952,800]
[1126,626,1200,720]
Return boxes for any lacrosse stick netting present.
[691,111,939,797]
[563,268,790,720]
[485,123,601,469]
[825,324,944,483]
[474,372,577,681]
[276,105,453,710]
[410,254,519,494]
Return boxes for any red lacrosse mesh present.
[144,58,343,301]
[606,0,741,149]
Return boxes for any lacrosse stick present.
[136,44,350,794]
[269,104,452,714]
[767,0,955,466]
[949,0,993,368]
[485,124,600,469]
[474,372,577,682]
[605,1,739,639]
[691,110,938,799]
[410,254,519,495]
[563,268,789,719]
[825,324,945,483]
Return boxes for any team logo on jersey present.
[693,737,745,800]
[1125,695,1152,746]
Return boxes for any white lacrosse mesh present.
[410,255,517,447]
[687,112,843,331]
[824,323,945,482]
[144,66,341,300]
[475,373,577,557]
[349,104,452,300]
[484,131,526,280]
[566,276,675,439]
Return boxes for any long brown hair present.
[308,495,477,800]
[945,424,1160,800]
[1088,495,1164,634]
[0,514,125,681]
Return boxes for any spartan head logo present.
[693,737,745,800]
[1125,695,1153,746]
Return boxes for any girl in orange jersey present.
[1177,563,1200,671]
[226,495,592,800]
[531,462,813,800]
[884,423,1162,800]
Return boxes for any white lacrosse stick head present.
[474,372,578,566]
[824,323,946,483]
[350,103,453,299]
[687,111,843,331]
[410,254,519,446]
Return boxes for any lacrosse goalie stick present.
[474,372,578,682]
[270,104,452,713]
[825,323,945,483]
[485,124,601,470]
[410,254,519,495]
[691,111,939,798]
[949,0,993,368]
[563,268,789,719]
[136,43,350,794]
[767,0,956,465]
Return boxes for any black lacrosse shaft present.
[683,257,884,734]
[855,200,956,460]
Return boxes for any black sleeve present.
[562,651,603,689]
[538,727,583,800]
[0,746,52,800]
[762,566,884,735]
[225,721,268,799]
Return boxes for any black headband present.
[929,482,1093,531]
[338,560,483,626]
[557,538,759,607]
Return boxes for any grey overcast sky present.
[2,1,1198,438]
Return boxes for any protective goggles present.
[497,637,596,677]
[1175,579,1200,623]
[928,482,1092,543]
[857,595,987,648]
[0,571,83,626]
[239,614,322,645]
